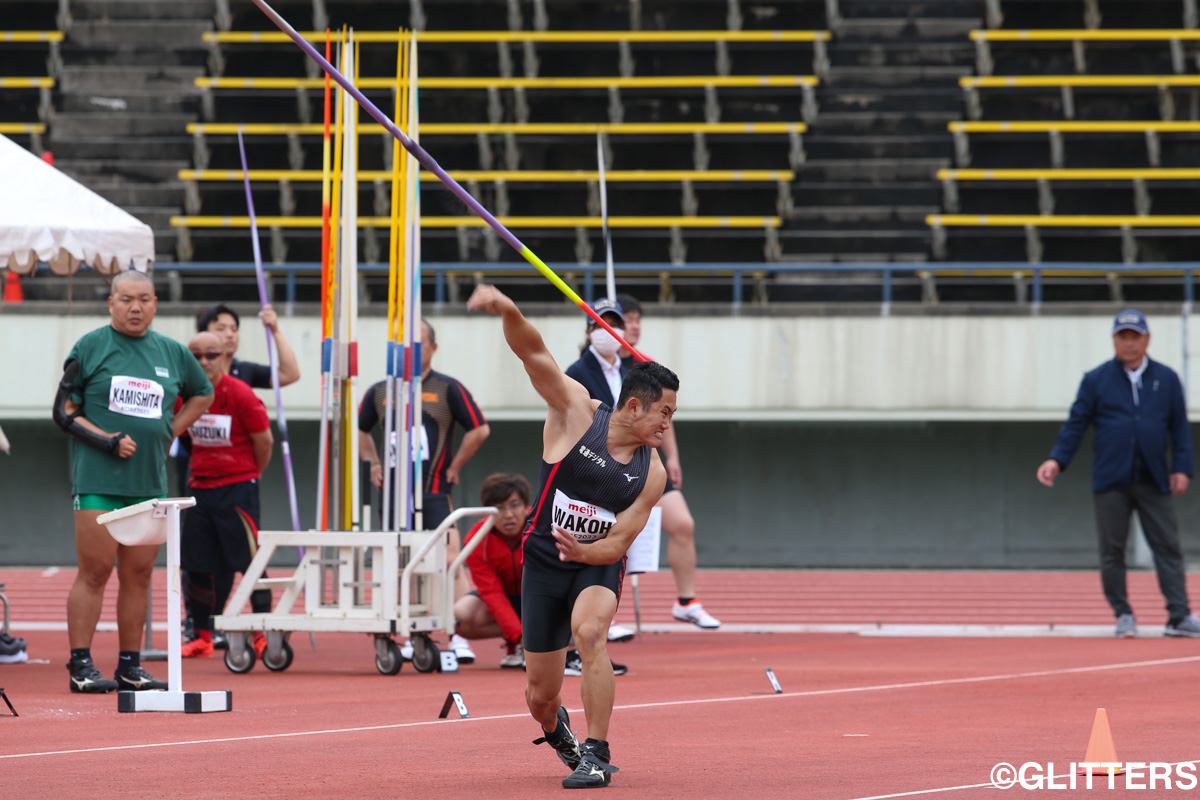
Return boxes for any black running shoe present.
[114,664,167,691]
[68,658,118,694]
[533,706,582,771]
[565,650,627,677]
[563,740,619,789]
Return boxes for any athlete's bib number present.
[190,414,233,447]
[388,427,430,468]
[552,489,617,542]
[108,376,164,419]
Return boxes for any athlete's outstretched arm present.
[551,456,667,565]
[466,284,576,413]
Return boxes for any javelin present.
[237,131,302,532]
[248,0,647,362]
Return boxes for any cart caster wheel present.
[411,636,439,673]
[225,641,256,674]
[263,640,294,672]
[376,640,403,675]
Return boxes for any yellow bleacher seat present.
[178,169,796,183]
[203,30,830,44]
[171,215,782,229]
[196,75,819,90]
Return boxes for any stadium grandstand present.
[2,0,1197,306]
[9,4,1200,794]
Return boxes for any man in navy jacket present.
[1037,310,1200,638]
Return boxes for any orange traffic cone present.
[1077,708,1123,775]
[2,272,24,303]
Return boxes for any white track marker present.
[765,668,782,693]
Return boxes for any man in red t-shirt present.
[178,332,274,658]
[455,473,532,669]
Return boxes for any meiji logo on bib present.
[109,376,165,419]
[552,489,617,542]
[190,414,233,447]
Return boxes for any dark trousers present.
[1093,484,1191,623]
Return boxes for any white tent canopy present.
[0,134,154,275]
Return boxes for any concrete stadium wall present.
[3,309,1198,420]
[6,417,1200,570]
[4,310,1200,569]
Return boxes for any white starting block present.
[97,498,232,713]
[214,506,496,675]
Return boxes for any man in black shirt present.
[468,284,676,790]
[358,319,490,662]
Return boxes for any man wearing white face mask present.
[566,298,628,409]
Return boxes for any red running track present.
[2,568,1200,798]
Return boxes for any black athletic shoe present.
[565,650,627,677]
[563,741,619,789]
[533,706,582,771]
[67,658,118,694]
[114,664,167,691]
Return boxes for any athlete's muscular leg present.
[68,510,119,649]
[571,585,619,741]
[453,594,503,640]
[659,491,697,599]
[115,542,159,651]
[525,647,569,731]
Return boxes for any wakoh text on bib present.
[108,376,165,419]
[552,489,617,542]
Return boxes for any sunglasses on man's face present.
[192,351,223,362]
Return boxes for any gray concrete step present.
[61,92,199,113]
[60,66,204,94]
[48,137,191,160]
[58,159,190,183]
[795,157,949,182]
[824,66,973,89]
[818,88,962,115]
[71,0,216,21]
[124,206,179,230]
[789,205,940,224]
[84,181,187,207]
[827,42,976,69]
[813,111,962,134]
[51,113,194,138]
[834,17,983,42]
[804,134,954,160]
[67,20,211,48]
[59,46,207,67]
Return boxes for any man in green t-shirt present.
[54,270,213,694]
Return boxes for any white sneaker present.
[451,634,476,664]
[399,640,414,661]
[673,600,720,629]
[607,622,635,642]
[500,642,525,669]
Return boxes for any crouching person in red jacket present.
[455,473,531,669]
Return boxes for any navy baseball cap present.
[1113,309,1149,334]
[590,297,624,324]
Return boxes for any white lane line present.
[3,654,1197,760]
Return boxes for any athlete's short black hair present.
[480,472,531,507]
[615,293,642,317]
[617,361,679,411]
[422,318,436,345]
[196,304,239,333]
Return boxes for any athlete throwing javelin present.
[467,284,677,789]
